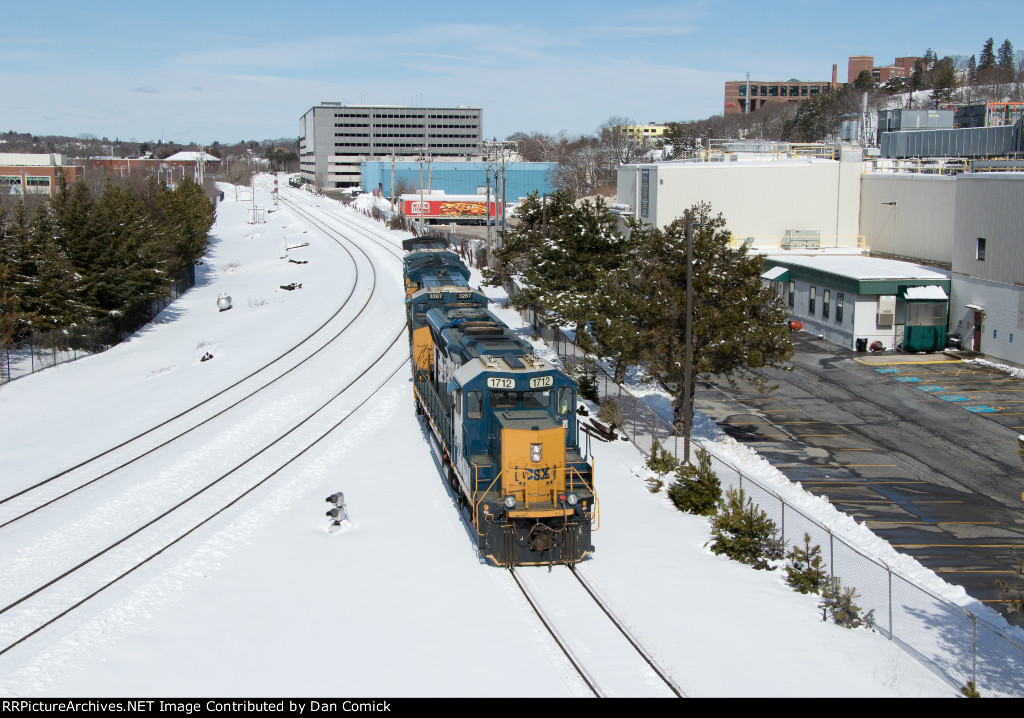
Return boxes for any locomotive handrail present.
[470,462,501,536]
[567,464,600,531]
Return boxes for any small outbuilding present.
[761,254,951,352]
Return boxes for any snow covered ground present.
[0,178,962,697]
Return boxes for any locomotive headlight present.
[530,443,543,463]
[566,492,579,506]
[503,495,517,509]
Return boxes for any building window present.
[809,286,816,314]
[790,86,799,96]
[749,86,758,96]
[836,293,844,323]
[768,85,779,97]
[823,289,830,319]
[760,85,768,96]
[738,85,746,96]
[788,281,795,308]
[801,86,808,96]
[977,237,986,260]
[810,86,820,95]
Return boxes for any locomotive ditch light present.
[503,495,517,509]
[530,443,543,463]
[566,493,579,506]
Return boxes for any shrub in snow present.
[597,397,625,428]
[960,681,981,698]
[784,533,828,595]
[819,577,875,629]
[708,487,783,570]
[668,446,721,516]
[645,440,679,493]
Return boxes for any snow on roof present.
[764,253,949,281]
[761,266,789,281]
[164,151,220,162]
[904,285,948,300]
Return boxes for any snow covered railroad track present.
[0,188,415,661]
[0,337,410,660]
[0,196,386,529]
[510,566,686,698]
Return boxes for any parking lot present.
[694,334,1024,624]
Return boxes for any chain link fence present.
[2,264,196,385]
[523,308,1024,697]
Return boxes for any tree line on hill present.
[483,191,794,427]
[0,173,215,350]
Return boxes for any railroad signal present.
[326,492,348,532]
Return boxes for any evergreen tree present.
[619,204,793,429]
[968,55,978,84]
[82,183,169,316]
[667,445,722,516]
[978,37,996,78]
[491,190,626,341]
[155,176,215,273]
[819,577,875,629]
[645,439,680,493]
[784,533,828,594]
[708,487,784,570]
[998,39,1015,81]
[27,203,85,329]
[929,57,959,107]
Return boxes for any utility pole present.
[418,152,425,227]
[485,153,493,256]
[745,72,751,115]
[390,150,395,212]
[682,217,695,464]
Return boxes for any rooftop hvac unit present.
[781,229,820,250]
[877,295,896,326]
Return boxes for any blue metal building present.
[360,161,558,200]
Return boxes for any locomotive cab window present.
[557,387,573,415]
[522,390,550,409]
[490,391,517,410]
[454,389,462,416]
[466,391,483,419]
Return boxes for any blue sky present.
[2,1,1020,144]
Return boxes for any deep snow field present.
[0,178,963,697]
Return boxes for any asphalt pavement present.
[694,333,1024,625]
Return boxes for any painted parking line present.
[895,377,922,383]
[967,406,999,413]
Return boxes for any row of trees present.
[484,191,794,426]
[0,174,215,348]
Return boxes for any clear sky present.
[3,0,1020,145]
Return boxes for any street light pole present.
[682,218,695,464]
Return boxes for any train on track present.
[403,238,597,566]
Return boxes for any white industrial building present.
[948,173,1024,363]
[858,173,956,267]
[761,255,950,351]
[299,103,483,188]
[616,149,863,248]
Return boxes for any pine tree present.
[978,38,996,78]
[708,487,784,569]
[785,533,828,594]
[27,203,85,330]
[960,681,981,698]
[819,576,875,629]
[667,446,721,516]
[645,439,680,493]
[494,190,626,337]
[998,39,1015,82]
[619,204,793,429]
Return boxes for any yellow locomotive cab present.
[501,426,566,512]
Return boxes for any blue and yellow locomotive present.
[403,240,597,566]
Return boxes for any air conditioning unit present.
[781,229,821,250]
[877,295,896,326]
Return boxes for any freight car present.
[404,243,597,567]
